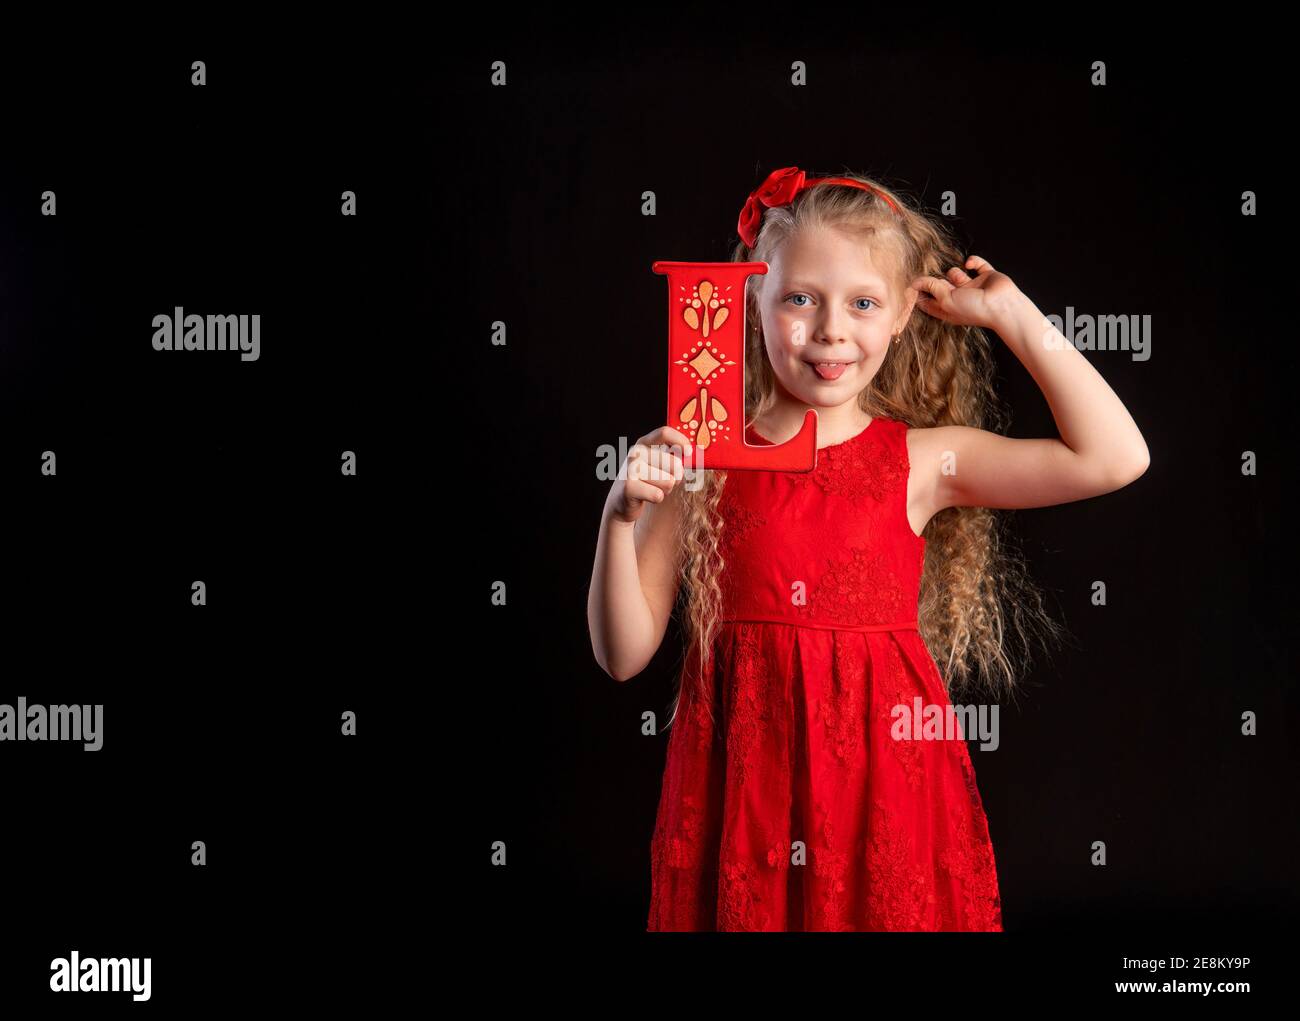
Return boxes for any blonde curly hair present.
[664,169,1068,730]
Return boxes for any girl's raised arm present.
[908,257,1149,519]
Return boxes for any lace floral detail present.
[821,633,866,765]
[929,745,1003,930]
[800,546,909,625]
[957,742,987,813]
[653,793,704,871]
[677,663,719,755]
[866,798,938,931]
[885,682,927,794]
[717,500,767,623]
[866,438,910,501]
[765,836,792,871]
[693,693,715,755]
[787,423,909,503]
[938,817,1003,931]
[812,813,855,930]
[724,626,772,791]
[719,856,765,930]
[940,743,1004,929]
[719,501,767,559]
[647,860,710,931]
[757,748,794,878]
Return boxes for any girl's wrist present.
[987,287,1041,345]
[604,499,638,530]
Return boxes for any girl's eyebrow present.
[786,278,887,292]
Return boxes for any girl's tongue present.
[812,362,848,381]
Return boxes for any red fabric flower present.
[736,165,902,248]
[737,166,806,248]
[754,166,805,206]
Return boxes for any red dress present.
[647,415,1003,931]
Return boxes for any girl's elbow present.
[1108,447,1150,489]
[605,659,646,684]
[1126,444,1151,480]
[594,646,644,683]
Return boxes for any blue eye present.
[785,294,876,312]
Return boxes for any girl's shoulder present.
[888,418,948,478]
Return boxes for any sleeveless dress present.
[646,415,1003,931]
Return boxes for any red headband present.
[737,165,901,248]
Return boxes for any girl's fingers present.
[965,255,994,275]
[912,277,955,320]
[916,294,959,322]
[946,267,973,285]
[626,478,666,504]
[626,470,676,496]
[648,445,685,479]
[630,426,689,482]
[912,275,957,304]
[633,465,678,486]
[917,303,955,324]
[646,426,693,451]
[628,448,683,483]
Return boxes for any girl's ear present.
[896,284,919,334]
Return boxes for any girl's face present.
[758,226,916,407]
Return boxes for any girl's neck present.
[754,398,874,450]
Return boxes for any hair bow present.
[737,165,901,248]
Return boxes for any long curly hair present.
[664,168,1068,730]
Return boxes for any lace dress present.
[647,415,1003,931]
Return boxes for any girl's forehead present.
[772,228,901,282]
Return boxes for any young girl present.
[587,165,1149,931]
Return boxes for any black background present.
[1,35,430,1011]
